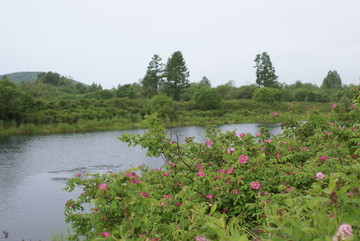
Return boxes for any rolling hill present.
[0,71,41,83]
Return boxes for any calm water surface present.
[0,123,281,240]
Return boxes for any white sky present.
[1,0,359,89]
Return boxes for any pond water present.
[0,123,281,240]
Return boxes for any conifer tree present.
[254,52,278,88]
[161,51,190,101]
[141,55,164,98]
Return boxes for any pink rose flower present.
[227,166,234,174]
[227,148,234,154]
[320,155,327,162]
[206,194,213,199]
[98,183,108,189]
[205,139,213,147]
[316,172,325,180]
[238,154,249,164]
[102,232,110,237]
[76,173,82,177]
[197,172,205,177]
[332,104,337,108]
[273,112,279,116]
[332,224,352,241]
[250,181,261,190]
[141,192,149,197]
[163,172,169,176]
[196,236,210,241]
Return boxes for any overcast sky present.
[1,0,359,89]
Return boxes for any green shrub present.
[253,87,281,103]
[64,102,359,240]
[193,87,223,110]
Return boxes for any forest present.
[0,51,358,136]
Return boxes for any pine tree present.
[254,52,278,88]
[141,55,164,98]
[161,51,190,101]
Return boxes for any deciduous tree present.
[321,70,342,89]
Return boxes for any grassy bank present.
[0,101,331,138]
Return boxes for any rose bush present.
[64,91,359,240]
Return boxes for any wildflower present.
[196,163,203,170]
[332,224,352,241]
[195,236,210,241]
[175,202,181,206]
[286,186,296,192]
[227,148,234,154]
[222,208,227,213]
[98,183,108,189]
[332,104,337,108]
[218,169,226,173]
[264,140,272,143]
[227,166,234,174]
[273,112,279,116]
[256,133,260,137]
[250,182,261,190]
[215,176,221,179]
[239,132,245,138]
[205,139,213,147]
[206,194,213,199]
[234,189,239,195]
[102,232,110,237]
[316,172,325,180]
[347,192,354,197]
[141,193,149,197]
[76,173,81,177]
[351,104,355,108]
[165,194,171,199]
[197,172,205,177]
[320,155,327,162]
[238,154,249,164]
[160,202,168,206]
[260,147,265,151]
[177,183,183,186]
[163,172,169,176]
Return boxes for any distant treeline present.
[1,51,359,129]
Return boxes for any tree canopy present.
[161,51,190,101]
[141,54,164,98]
[321,70,342,89]
[254,52,278,88]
